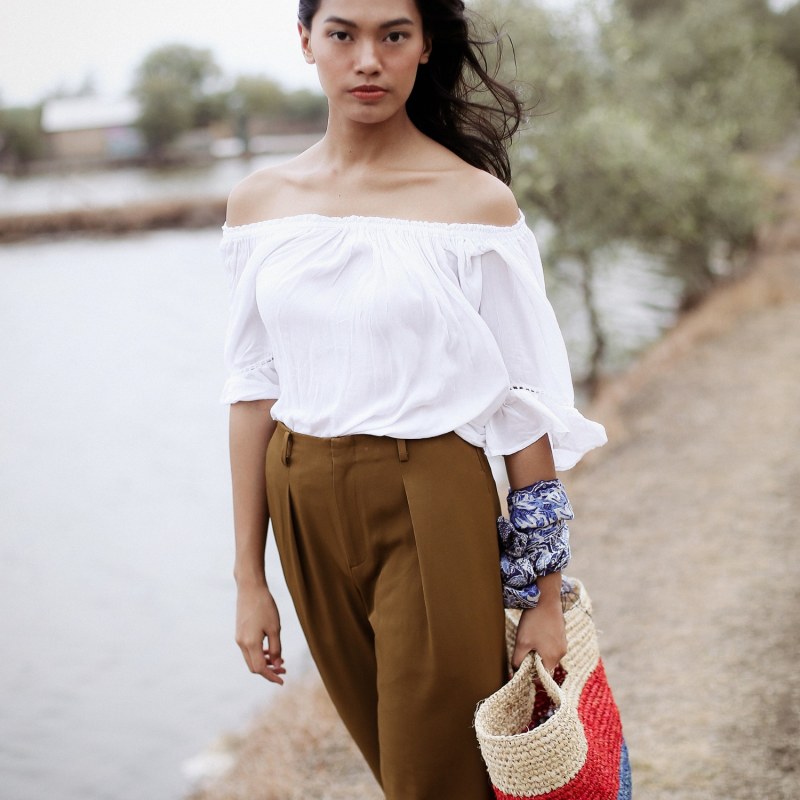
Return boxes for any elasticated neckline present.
[221,210,527,239]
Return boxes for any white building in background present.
[41,96,145,162]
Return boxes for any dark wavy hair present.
[298,0,525,185]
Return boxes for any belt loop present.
[397,438,408,462]
[281,430,293,466]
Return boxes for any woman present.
[221,0,607,797]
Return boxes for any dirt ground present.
[188,163,800,800]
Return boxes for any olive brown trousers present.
[265,420,508,800]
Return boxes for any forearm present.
[502,434,564,602]
[229,399,278,589]
[503,433,556,491]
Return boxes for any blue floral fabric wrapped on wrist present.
[497,478,574,608]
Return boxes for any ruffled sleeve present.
[219,230,280,404]
[477,223,607,469]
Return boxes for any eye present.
[385,31,409,43]
[328,30,351,42]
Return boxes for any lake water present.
[0,230,309,800]
[0,154,289,215]
[0,169,683,800]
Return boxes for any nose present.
[355,40,381,76]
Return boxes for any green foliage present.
[132,44,221,158]
[487,0,799,271]
[774,2,800,84]
[231,76,286,119]
[606,0,799,149]
[0,106,44,172]
[618,0,685,20]
[194,91,230,128]
[283,89,328,125]
[134,44,220,93]
[481,0,799,385]
[227,76,328,132]
[619,0,773,24]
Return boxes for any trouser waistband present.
[276,420,409,466]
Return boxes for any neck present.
[316,108,421,171]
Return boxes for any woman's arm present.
[229,399,286,684]
[503,434,568,674]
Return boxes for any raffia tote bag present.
[474,577,632,799]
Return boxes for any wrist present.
[233,567,268,591]
[537,572,563,601]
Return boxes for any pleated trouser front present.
[266,420,507,800]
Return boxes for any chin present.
[343,101,408,125]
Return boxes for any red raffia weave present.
[494,659,623,800]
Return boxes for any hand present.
[511,597,567,675]
[235,585,286,684]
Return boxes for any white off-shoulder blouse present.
[219,212,606,470]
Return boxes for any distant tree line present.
[0,44,328,171]
[482,0,800,391]
[131,44,327,161]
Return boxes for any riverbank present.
[0,197,226,243]
[185,162,800,800]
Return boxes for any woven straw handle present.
[516,650,565,709]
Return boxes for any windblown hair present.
[298,0,525,185]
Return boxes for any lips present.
[349,85,388,101]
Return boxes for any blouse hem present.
[219,377,280,405]
[483,386,607,470]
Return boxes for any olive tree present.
[479,0,799,390]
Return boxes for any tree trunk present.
[578,251,606,398]
[675,241,715,311]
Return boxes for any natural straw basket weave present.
[474,578,631,800]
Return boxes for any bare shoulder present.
[225,148,319,226]
[225,163,291,227]
[436,155,521,227]
[460,167,521,227]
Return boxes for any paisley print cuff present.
[507,478,574,533]
[502,574,578,610]
[498,478,573,609]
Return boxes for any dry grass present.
[187,674,381,800]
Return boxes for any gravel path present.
[569,161,800,798]
[571,288,800,798]
[189,169,800,800]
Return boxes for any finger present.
[261,666,285,685]
[266,626,283,669]
[511,642,530,672]
[239,638,284,685]
[252,645,285,685]
[263,650,287,675]
[543,640,568,676]
[542,659,558,676]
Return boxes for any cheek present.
[308,48,342,90]
[390,50,425,84]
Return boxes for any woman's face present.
[299,0,431,125]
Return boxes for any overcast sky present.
[5,0,795,107]
[2,0,321,106]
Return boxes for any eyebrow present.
[322,16,415,29]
